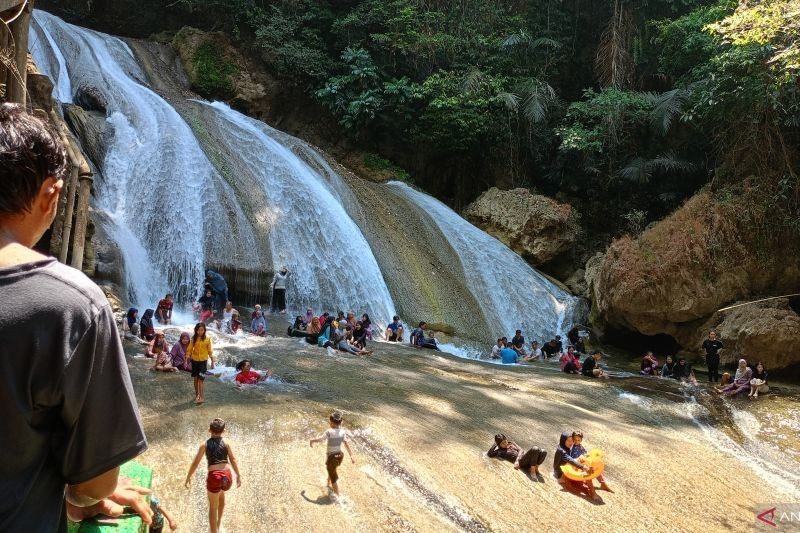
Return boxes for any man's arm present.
[65,467,119,507]
[159,505,178,530]
[184,444,206,488]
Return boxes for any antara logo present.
[757,507,777,527]
[756,505,800,529]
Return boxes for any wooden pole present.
[0,22,9,99]
[49,108,81,264]
[7,0,32,105]
[70,163,93,271]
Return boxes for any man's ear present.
[39,176,63,215]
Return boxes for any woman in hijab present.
[351,321,368,349]
[716,359,753,397]
[304,316,322,345]
[361,313,373,340]
[304,308,313,327]
[145,331,169,359]
[170,332,192,371]
[553,432,599,501]
[140,309,155,341]
[125,308,139,337]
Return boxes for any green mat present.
[67,462,153,533]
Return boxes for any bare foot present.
[599,483,614,493]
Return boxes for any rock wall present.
[589,188,800,370]
[463,187,579,267]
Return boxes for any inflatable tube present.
[561,449,605,481]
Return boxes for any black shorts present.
[191,359,208,378]
[326,452,344,483]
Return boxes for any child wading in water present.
[309,411,355,498]
[185,418,241,533]
[187,322,214,404]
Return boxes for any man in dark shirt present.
[0,104,151,531]
[702,330,724,383]
[582,350,604,377]
[487,434,547,476]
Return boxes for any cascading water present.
[29,8,578,342]
[199,101,397,323]
[388,181,579,340]
[29,11,259,305]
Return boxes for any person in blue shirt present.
[385,315,405,342]
[500,345,518,364]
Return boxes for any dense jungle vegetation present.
[43,0,799,238]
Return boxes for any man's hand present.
[66,484,152,525]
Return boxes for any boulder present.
[590,188,800,369]
[74,84,108,113]
[171,27,268,108]
[689,299,800,371]
[63,104,108,169]
[463,187,579,266]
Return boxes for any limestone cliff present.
[589,188,800,370]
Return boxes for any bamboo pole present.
[70,162,93,271]
[0,22,9,99]
[7,0,31,105]
[49,108,81,264]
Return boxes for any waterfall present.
[199,101,397,322]
[29,10,259,306]
[388,181,578,340]
[29,9,580,344]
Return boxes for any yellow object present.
[188,337,213,362]
[561,449,605,481]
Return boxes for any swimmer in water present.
[234,359,272,385]
[185,418,241,533]
[309,411,355,497]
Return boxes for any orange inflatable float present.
[560,449,605,481]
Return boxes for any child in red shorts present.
[184,418,241,533]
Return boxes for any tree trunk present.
[8,0,33,105]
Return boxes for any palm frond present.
[461,69,484,94]
[521,81,558,124]
[648,151,696,173]
[498,91,520,112]
[644,88,691,134]
[619,157,652,183]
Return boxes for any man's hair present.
[418,321,426,328]
[330,411,343,425]
[593,350,602,355]
[0,104,68,216]
[393,315,400,321]
[210,418,225,433]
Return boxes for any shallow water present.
[126,324,800,532]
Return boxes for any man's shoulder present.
[8,259,109,315]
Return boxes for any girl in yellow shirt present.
[187,323,214,404]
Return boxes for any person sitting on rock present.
[500,343,519,364]
[145,331,169,359]
[748,361,769,399]
[230,310,242,334]
[554,432,599,501]
[660,356,676,378]
[198,289,215,323]
[542,338,560,359]
[251,304,263,320]
[140,308,156,341]
[385,316,404,342]
[581,350,604,378]
[490,338,504,359]
[251,310,267,337]
[560,346,582,374]
[410,321,427,347]
[421,330,440,351]
[524,340,542,362]
[170,332,191,371]
[569,430,612,493]
[487,433,547,477]
[155,293,173,325]
[337,325,373,356]
[351,321,368,349]
[672,356,696,384]
[361,313,373,340]
[305,316,322,345]
[715,359,752,397]
[511,330,526,356]
[640,351,659,376]
[220,301,236,332]
[125,307,139,337]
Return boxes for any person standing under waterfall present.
[205,270,228,318]
[0,103,151,529]
[271,265,290,314]
[702,330,724,383]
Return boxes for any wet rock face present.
[590,189,800,369]
[74,84,108,113]
[463,187,579,266]
[63,104,108,169]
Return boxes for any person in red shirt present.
[156,293,173,325]
[234,360,272,385]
